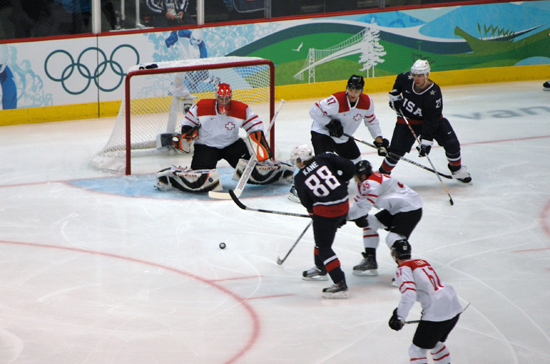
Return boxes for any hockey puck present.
[219,242,226,249]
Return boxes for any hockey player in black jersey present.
[290,145,355,299]
[380,60,472,183]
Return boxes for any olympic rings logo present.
[44,45,140,95]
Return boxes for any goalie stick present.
[209,99,285,200]
[405,303,470,325]
[228,189,311,218]
[344,133,453,179]
[276,221,312,265]
[400,111,454,206]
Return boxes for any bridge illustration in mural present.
[293,25,386,84]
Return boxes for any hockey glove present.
[181,125,200,141]
[353,215,369,228]
[374,138,390,157]
[327,119,344,138]
[388,308,405,331]
[416,139,433,157]
[388,92,403,117]
[249,130,273,162]
[172,126,199,153]
[165,31,178,47]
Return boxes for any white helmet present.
[411,59,430,76]
[0,44,8,74]
[290,145,313,166]
[190,29,204,46]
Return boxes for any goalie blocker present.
[156,161,294,193]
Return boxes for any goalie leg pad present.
[156,166,223,192]
[232,159,295,185]
[232,158,250,181]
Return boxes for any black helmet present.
[355,160,373,178]
[347,74,365,90]
[391,239,412,260]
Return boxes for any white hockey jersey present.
[182,99,264,149]
[394,259,463,322]
[347,172,422,220]
[310,91,382,143]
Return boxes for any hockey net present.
[90,56,275,174]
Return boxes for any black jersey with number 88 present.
[294,152,356,218]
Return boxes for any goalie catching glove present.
[172,125,199,153]
[249,130,273,162]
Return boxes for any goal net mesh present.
[90,56,274,173]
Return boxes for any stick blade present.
[276,257,283,265]
[228,189,246,209]
[208,190,232,199]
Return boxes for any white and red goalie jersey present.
[182,99,265,149]
[394,259,463,322]
[310,91,383,143]
[347,172,423,220]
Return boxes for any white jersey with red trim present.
[347,172,422,220]
[182,99,264,149]
[310,91,382,143]
[395,259,463,322]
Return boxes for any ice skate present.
[543,81,550,91]
[288,185,300,203]
[451,165,472,184]
[352,252,379,276]
[322,280,349,299]
[302,266,328,281]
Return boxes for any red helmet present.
[216,83,232,114]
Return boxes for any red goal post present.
[90,56,275,175]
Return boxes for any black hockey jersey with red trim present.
[294,152,355,218]
[392,71,444,141]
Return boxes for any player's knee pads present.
[386,232,407,249]
[156,166,222,192]
[408,344,428,363]
[232,158,295,185]
[367,214,385,231]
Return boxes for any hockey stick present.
[228,189,311,218]
[344,133,453,179]
[209,100,285,200]
[276,221,312,265]
[405,303,470,325]
[400,112,454,206]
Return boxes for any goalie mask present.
[216,83,232,115]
